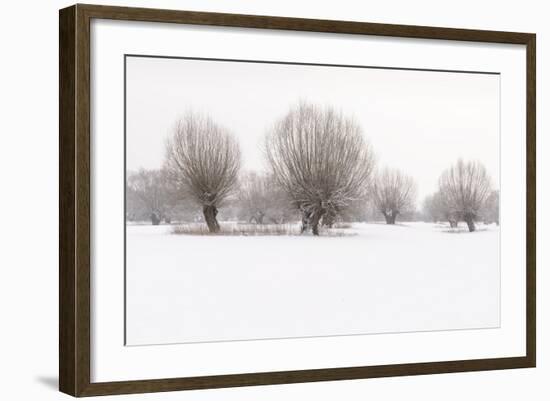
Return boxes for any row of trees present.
[126,169,299,226]
[127,102,498,234]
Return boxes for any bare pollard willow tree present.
[237,171,295,224]
[126,169,171,225]
[164,113,241,233]
[373,168,417,224]
[438,159,492,232]
[422,191,459,227]
[265,103,375,235]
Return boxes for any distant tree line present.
[126,102,499,234]
[422,160,498,232]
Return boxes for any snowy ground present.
[125,222,500,345]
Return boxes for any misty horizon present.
[126,55,500,205]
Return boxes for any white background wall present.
[0,0,546,399]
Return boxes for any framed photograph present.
[59,4,536,397]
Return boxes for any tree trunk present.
[300,207,326,235]
[151,212,160,225]
[465,217,476,232]
[203,205,220,233]
[322,210,336,228]
[249,211,265,224]
[300,210,312,234]
[449,220,458,228]
[383,211,397,225]
[311,208,327,236]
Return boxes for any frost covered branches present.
[438,159,492,232]
[164,113,241,233]
[264,103,375,235]
[373,168,417,224]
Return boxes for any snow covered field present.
[125,222,500,345]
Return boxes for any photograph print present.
[125,55,500,346]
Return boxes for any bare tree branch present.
[422,191,459,227]
[438,159,492,232]
[481,190,500,225]
[126,168,172,225]
[237,171,296,224]
[373,167,417,224]
[164,112,241,232]
[264,102,375,235]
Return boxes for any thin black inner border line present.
[125,53,501,75]
[123,54,127,345]
[123,53,501,346]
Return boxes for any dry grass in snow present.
[171,222,356,237]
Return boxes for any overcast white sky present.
[126,56,499,204]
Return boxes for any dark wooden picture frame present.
[59,3,536,397]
